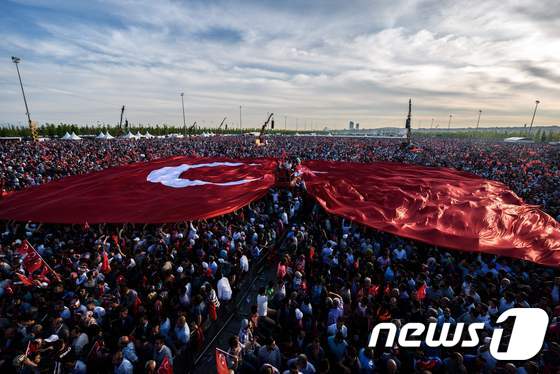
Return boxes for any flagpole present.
[216,347,237,358]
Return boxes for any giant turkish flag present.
[0,157,276,224]
[300,160,560,267]
[1,156,559,267]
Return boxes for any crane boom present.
[217,117,227,130]
[119,105,125,129]
[257,113,274,145]
[187,121,197,135]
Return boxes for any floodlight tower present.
[528,100,540,134]
[476,109,482,129]
[180,92,186,132]
[11,56,37,141]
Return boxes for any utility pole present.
[430,118,434,130]
[448,114,453,130]
[11,56,37,141]
[180,92,186,132]
[476,109,482,129]
[528,100,540,134]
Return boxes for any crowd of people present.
[0,135,559,373]
[1,136,558,219]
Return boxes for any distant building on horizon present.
[349,121,354,130]
[356,123,360,130]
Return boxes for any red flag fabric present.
[19,240,44,274]
[2,157,560,267]
[157,355,173,374]
[215,348,230,374]
[17,241,60,281]
[417,283,427,301]
[16,272,34,286]
[300,160,560,267]
[25,340,40,355]
[17,240,32,255]
[0,157,277,224]
[101,250,111,274]
[87,340,102,361]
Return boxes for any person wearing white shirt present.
[281,211,288,225]
[257,288,269,317]
[240,255,249,273]
[327,320,348,338]
[217,274,233,301]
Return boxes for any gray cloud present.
[1,0,559,128]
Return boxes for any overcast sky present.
[1,0,559,129]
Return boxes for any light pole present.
[476,110,482,129]
[528,100,540,134]
[239,105,242,131]
[180,92,186,130]
[284,115,287,131]
[430,118,434,130]
[11,56,34,136]
[448,114,452,130]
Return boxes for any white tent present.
[96,132,107,139]
[61,132,72,140]
[70,132,82,140]
[504,137,533,143]
[121,131,137,139]
[135,131,144,138]
[104,131,115,139]
[144,131,154,138]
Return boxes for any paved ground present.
[192,265,276,374]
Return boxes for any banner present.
[1,157,559,267]
[0,157,277,224]
[300,160,560,267]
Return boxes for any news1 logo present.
[368,308,549,360]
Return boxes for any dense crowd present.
[0,136,558,218]
[0,135,559,373]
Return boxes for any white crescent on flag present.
[147,162,261,188]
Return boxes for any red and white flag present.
[215,348,230,374]
[157,355,173,374]
[0,157,277,224]
[18,240,44,274]
[2,157,560,267]
[17,240,60,281]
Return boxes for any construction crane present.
[188,121,197,135]
[257,113,274,146]
[119,105,126,134]
[217,117,227,131]
[405,98,412,145]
